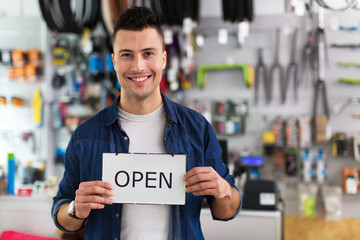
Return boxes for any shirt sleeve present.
[51,134,83,233]
[203,121,242,221]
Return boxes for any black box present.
[242,179,278,211]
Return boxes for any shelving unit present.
[0,16,49,171]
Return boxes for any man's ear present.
[162,50,167,70]
[111,53,115,67]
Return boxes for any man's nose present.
[131,56,146,71]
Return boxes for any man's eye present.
[144,52,154,56]
[121,53,131,58]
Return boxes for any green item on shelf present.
[197,63,251,88]
[340,61,360,67]
[340,77,360,84]
[303,196,317,217]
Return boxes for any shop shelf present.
[0,107,37,131]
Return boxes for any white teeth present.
[132,77,147,82]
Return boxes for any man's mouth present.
[128,75,151,82]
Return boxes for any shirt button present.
[124,136,128,140]
[115,213,120,217]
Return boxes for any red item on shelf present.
[0,231,64,240]
[17,188,33,197]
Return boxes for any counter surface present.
[0,196,282,239]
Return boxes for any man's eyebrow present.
[142,47,158,52]
[117,48,158,53]
[118,49,132,53]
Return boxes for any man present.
[52,6,241,240]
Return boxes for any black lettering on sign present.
[132,171,143,187]
[114,170,173,189]
[146,172,156,188]
[159,172,172,188]
[115,170,129,187]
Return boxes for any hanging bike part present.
[254,48,269,105]
[299,0,316,88]
[312,38,330,143]
[269,28,284,103]
[38,0,99,33]
[315,0,358,11]
[282,28,299,104]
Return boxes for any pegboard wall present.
[176,5,360,215]
[181,11,360,155]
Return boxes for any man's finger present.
[76,194,114,205]
[185,181,215,193]
[76,185,114,197]
[79,181,113,189]
[183,167,212,181]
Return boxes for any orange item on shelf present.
[0,96,6,105]
[7,68,16,79]
[25,63,37,82]
[14,66,25,81]
[342,166,359,194]
[28,48,41,66]
[11,97,24,106]
[11,49,26,68]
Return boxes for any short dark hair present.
[112,6,164,50]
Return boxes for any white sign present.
[259,192,276,206]
[102,153,186,205]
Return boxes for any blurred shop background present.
[1,0,360,239]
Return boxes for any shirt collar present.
[104,93,177,127]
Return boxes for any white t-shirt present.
[118,104,170,240]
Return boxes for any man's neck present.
[119,93,163,115]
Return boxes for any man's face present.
[112,28,166,102]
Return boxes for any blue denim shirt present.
[52,93,241,240]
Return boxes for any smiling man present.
[52,6,241,240]
[112,26,166,114]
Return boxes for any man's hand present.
[74,181,114,219]
[57,180,114,231]
[183,167,231,200]
[183,167,240,220]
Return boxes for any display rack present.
[0,16,49,175]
